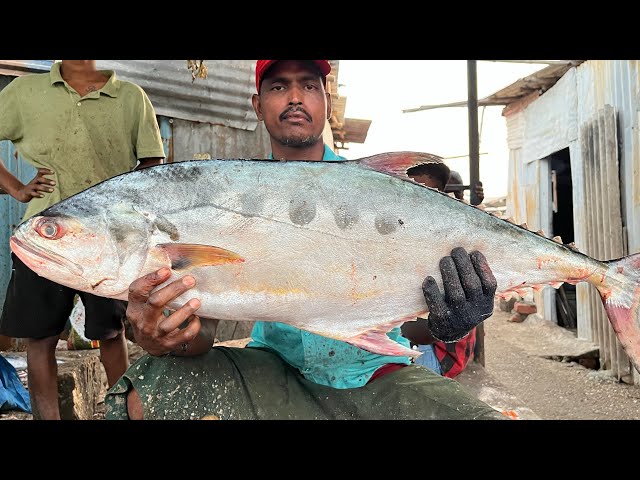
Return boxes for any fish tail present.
[597,252,640,373]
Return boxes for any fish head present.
[10,203,155,298]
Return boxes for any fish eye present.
[36,219,63,240]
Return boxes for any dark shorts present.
[0,253,126,340]
[104,346,507,420]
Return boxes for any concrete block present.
[55,353,108,420]
[8,350,108,420]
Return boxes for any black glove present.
[422,247,497,343]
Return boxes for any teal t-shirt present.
[247,144,412,389]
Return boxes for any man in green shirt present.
[0,60,166,419]
[104,60,505,420]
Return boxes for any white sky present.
[336,60,548,200]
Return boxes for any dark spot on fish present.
[328,350,335,357]
[373,275,377,280]
[240,192,265,217]
[334,202,360,229]
[398,219,404,226]
[153,215,180,241]
[331,376,336,381]
[374,214,397,235]
[289,196,316,225]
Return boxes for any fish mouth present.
[10,236,84,277]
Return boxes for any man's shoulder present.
[116,79,149,99]
[2,71,49,95]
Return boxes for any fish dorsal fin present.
[156,243,244,271]
[357,151,449,183]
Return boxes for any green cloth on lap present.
[104,347,505,420]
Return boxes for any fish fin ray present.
[300,314,423,358]
[156,243,244,271]
[346,330,420,358]
[347,314,423,358]
[357,151,448,185]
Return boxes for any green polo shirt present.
[0,61,165,221]
[247,144,412,389]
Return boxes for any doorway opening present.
[550,148,577,331]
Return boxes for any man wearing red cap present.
[103,60,504,420]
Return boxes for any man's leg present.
[105,346,332,420]
[26,335,62,419]
[0,254,74,420]
[126,388,144,420]
[99,330,129,387]
[81,295,129,388]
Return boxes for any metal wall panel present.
[521,68,578,163]
[95,60,258,131]
[0,141,36,313]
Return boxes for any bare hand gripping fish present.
[9,152,640,372]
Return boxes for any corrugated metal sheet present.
[521,68,578,163]
[505,111,524,150]
[95,60,258,131]
[483,61,584,105]
[0,60,54,76]
[579,105,629,379]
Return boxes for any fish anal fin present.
[358,151,448,184]
[346,330,420,358]
[156,243,244,271]
[345,314,424,358]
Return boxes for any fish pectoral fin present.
[156,243,244,271]
[357,151,448,184]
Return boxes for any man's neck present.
[271,142,325,161]
[60,61,100,80]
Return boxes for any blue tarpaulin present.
[0,354,31,413]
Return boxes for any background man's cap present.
[255,60,332,92]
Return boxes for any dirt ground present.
[481,306,640,420]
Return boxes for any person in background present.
[446,169,484,205]
[406,162,480,378]
[0,60,166,419]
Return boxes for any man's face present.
[252,60,331,149]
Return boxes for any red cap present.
[255,60,332,93]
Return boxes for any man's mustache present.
[280,106,312,122]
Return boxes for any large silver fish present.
[9,152,640,370]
